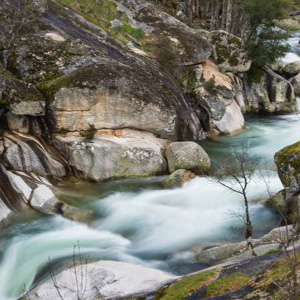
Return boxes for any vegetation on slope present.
[56,0,145,43]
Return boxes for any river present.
[0,42,300,300]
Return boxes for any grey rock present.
[210,30,251,73]
[275,141,300,192]
[2,133,67,178]
[7,113,30,134]
[213,100,245,135]
[165,142,211,174]
[283,61,300,77]
[10,101,45,116]
[30,260,177,300]
[207,97,226,121]
[292,73,300,96]
[59,131,168,181]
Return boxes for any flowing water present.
[0,114,299,299]
[281,32,300,65]
[1,37,300,300]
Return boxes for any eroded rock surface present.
[30,260,177,300]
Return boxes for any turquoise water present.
[0,113,299,299]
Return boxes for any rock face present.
[58,130,168,181]
[30,260,177,300]
[165,142,211,174]
[51,69,180,140]
[1,132,67,178]
[275,141,300,192]
[292,73,300,96]
[195,60,245,134]
[244,71,297,114]
[0,165,58,222]
[210,30,251,73]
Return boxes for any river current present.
[0,38,300,300]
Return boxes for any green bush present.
[80,123,97,140]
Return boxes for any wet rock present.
[30,184,58,214]
[196,242,248,265]
[163,169,196,188]
[165,142,210,174]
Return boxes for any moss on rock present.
[275,141,300,189]
[163,169,196,188]
[155,270,219,300]
[206,273,252,297]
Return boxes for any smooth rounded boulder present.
[165,142,211,174]
[283,61,300,77]
[275,140,300,192]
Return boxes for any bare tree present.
[47,241,102,300]
[210,142,259,256]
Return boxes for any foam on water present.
[0,216,139,300]
[281,33,300,65]
[92,171,282,257]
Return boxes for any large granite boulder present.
[48,62,183,140]
[57,129,169,181]
[198,60,245,134]
[1,0,206,141]
[165,142,211,174]
[30,260,177,300]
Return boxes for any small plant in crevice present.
[57,128,70,135]
[80,123,97,141]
